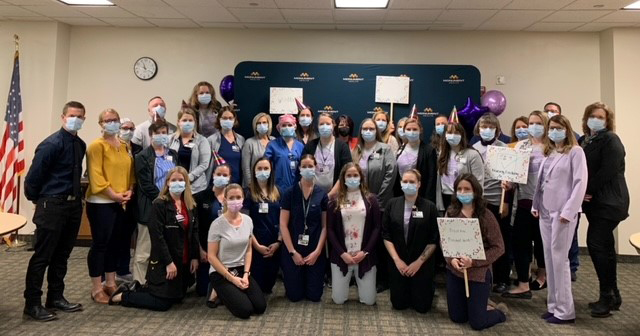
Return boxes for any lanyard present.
[301,185,312,234]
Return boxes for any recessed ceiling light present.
[593,4,604,8]
[57,0,114,6]
[335,0,389,9]
[623,0,640,9]
[249,2,259,6]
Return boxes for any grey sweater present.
[168,133,211,194]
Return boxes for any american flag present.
[0,51,25,213]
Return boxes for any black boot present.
[612,288,622,311]
[591,292,613,318]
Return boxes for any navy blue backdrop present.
[233,61,481,140]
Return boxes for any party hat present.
[408,104,418,119]
[295,98,308,111]
[181,100,189,109]
[449,106,459,124]
[212,150,226,166]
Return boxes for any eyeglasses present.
[102,118,119,123]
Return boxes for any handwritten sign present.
[270,87,303,115]
[375,76,410,104]
[485,145,531,184]
[437,217,486,260]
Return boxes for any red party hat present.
[295,98,308,111]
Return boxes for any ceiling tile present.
[6,15,52,21]
[437,9,497,21]
[0,5,44,16]
[280,9,333,23]
[505,0,575,10]
[228,8,285,22]
[77,6,136,18]
[111,0,166,5]
[100,17,154,27]
[447,0,511,10]
[564,0,637,10]
[219,0,277,8]
[526,22,585,31]
[334,9,387,22]
[174,5,237,22]
[3,0,51,4]
[477,20,532,30]
[595,10,640,22]
[164,0,223,5]
[542,10,612,22]
[573,22,635,31]
[275,0,332,9]
[429,21,481,30]
[23,4,89,17]
[244,23,290,28]
[289,23,335,29]
[385,9,441,22]
[390,0,451,9]
[56,17,109,26]
[117,5,184,18]
[335,24,382,30]
[146,18,200,27]
[197,22,246,28]
[490,10,553,22]
[382,24,429,30]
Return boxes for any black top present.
[177,141,192,171]
[134,146,179,224]
[393,141,438,203]
[579,130,629,221]
[302,137,353,185]
[25,128,86,201]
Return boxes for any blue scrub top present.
[281,183,328,255]
[264,137,304,191]
[218,135,242,185]
[243,187,281,245]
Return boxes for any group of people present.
[22,80,629,330]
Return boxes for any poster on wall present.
[437,217,486,260]
[485,145,531,184]
[375,75,410,104]
[270,87,303,115]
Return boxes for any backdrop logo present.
[343,73,364,83]
[318,105,339,114]
[244,71,266,81]
[294,72,315,82]
[367,106,385,114]
[443,74,464,84]
[418,107,438,117]
[399,74,415,82]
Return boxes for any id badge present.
[259,202,269,213]
[298,234,310,246]
[184,142,195,149]
[290,160,297,170]
[167,156,173,162]
[217,209,223,217]
[373,153,381,160]
[459,157,467,164]
[342,202,351,209]
[175,214,185,222]
[412,211,424,218]
[232,145,240,152]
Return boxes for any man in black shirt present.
[23,101,87,321]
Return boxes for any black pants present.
[24,198,82,307]
[442,193,452,212]
[447,269,506,331]
[388,258,436,313]
[116,201,137,276]
[121,288,177,312]
[210,266,267,319]
[251,247,281,294]
[585,213,619,293]
[487,203,512,285]
[86,202,126,277]
[512,203,545,283]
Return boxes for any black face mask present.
[338,127,350,137]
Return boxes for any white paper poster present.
[437,217,486,260]
[269,87,303,115]
[485,145,531,184]
[375,76,410,104]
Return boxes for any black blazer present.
[579,130,629,221]
[146,197,200,299]
[134,146,179,224]
[382,196,439,264]
[302,137,353,185]
[393,141,437,203]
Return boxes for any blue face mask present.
[375,120,388,132]
[298,116,312,127]
[445,133,462,146]
[361,130,376,142]
[154,106,166,119]
[255,170,271,181]
[103,121,121,135]
[198,93,211,105]
[401,182,418,195]
[220,119,234,130]
[65,116,84,132]
[169,181,186,194]
[397,127,405,139]
[479,127,496,141]
[213,175,229,188]
[435,124,445,135]
[405,130,420,142]
[345,177,360,189]
[180,121,195,133]
[456,193,474,205]
[152,134,169,147]
[300,168,316,180]
[548,129,567,143]
[528,124,544,138]
[256,123,269,135]
[587,117,606,132]
[280,126,295,137]
[318,124,333,138]
[515,128,529,140]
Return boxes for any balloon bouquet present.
[219,75,234,105]
[456,90,506,139]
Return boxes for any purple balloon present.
[480,90,507,116]
[458,97,490,138]
[219,75,234,103]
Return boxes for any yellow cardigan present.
[86,137,135,201]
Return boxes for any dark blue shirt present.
[243,187,281,244]
[25,128,86,201]
[264,137,304,192]
[219,135,242,184]
[281,183,328,256]
[177,141,192,171]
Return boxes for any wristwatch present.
[243,271,251,275]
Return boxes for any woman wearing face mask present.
[532,115,587,324]
[382,169,439,313]
[133,120,177,285]
[296,103,317,145]
[502,111,548,299]
[241,113,274,188]
[327,163,380,305]
[264,114,305,192]
[197,164,232,305]
[302,113,353,196]
[430,115,448,151]
[207,106,245,185]
[445,174,507,330]
[245,158,282,294]
[509,116,530,146]
[471,113,512,294]
[189,81,222,138]
[395,117,408,146]
[579,103,628,318]
[335,114,358,151]
[208,183,267,319]
[86,108,136,304]
[436,123,484,212]
[394,118,437,202]
[119,118,142,156]
[280,155,328,302]
[109,167,200,311]
[373,110,399,154]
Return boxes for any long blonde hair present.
[175,106,199,137]
[372,110,393,143]
[543,115,578,156]
[351,118,383,162]
[159,167,196,210]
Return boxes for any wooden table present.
[0,212,27,236]
[630,233,640,254]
